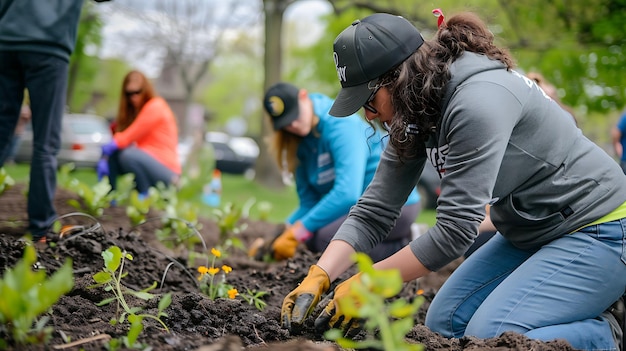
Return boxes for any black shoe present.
[608,296,625,351]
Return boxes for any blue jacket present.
[0,0,108,62]
[288,93,419,232]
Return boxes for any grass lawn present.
[1,163,436,226]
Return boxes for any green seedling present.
[212,202,247,255]
[0,167,15,195]
[90,246,171,346]
[325,253,424,351]
[125,190,153,226]
[0,244,73,346]
[239,288,268,311]
[66,177,112,217]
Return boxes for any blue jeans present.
[108,146,177,193]
[425,220,626,351]
[0,51,67,238]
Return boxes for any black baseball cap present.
[263,82,300,130]
[329,13,424,117]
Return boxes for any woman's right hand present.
[281,264,330,332]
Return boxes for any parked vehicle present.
[205,132,259,178]
[13,113,112,169]
[417,162,441,209]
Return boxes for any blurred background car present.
[205,131,259,179]
[13,113,112,169]
[417,162,441,209]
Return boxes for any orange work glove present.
[281,264,330,332]
[314,272,363,337]
[271,221,312,261]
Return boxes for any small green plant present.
[212,202,247,255]
[125,190,153,226]
[0,167,15,195]
[324,253,424,351]
[90,246,171,347]
[239,288,268,311]
[197,248,238,300]
[0,244,74,347]
[65,177,112,217]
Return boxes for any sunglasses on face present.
[363,85,381,114]
[125,89,143,98]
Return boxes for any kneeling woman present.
[97,70,181,195]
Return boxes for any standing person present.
[96,70,181,196]
[0,0,110,242]
[612,110,626,174]
[256,82,421,262]
[280,12,626,351]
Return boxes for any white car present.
[14,113,112,169]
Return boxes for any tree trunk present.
[255,0,293,189]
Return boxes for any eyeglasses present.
[125,89,143,98]
[363,85,381,114]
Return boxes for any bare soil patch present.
[0,184,575,350]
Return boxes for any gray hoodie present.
[0,0,109,62]
[333,52,626,272]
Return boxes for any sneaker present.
[609,296,625,351]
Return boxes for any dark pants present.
[108,146,177,193]
[307,202,421,262]
[0,51,67,239]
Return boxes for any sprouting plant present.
[90,246,171,347]
[197,248,238,300]
[66,177,113,217]
[0,167,15,195]
[239,288,269,311]
[212,202,247,255]
[324,253,424,351]
[0,244,73,347]
[125,190,153,226]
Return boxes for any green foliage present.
[125,190,153,226]
[0,244,74,346]
[0,167,15,195]
[239,288,268,311]
[325,253,424,351]
[90,246,171,345]
[211,202,247,254]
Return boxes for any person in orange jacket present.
[97,70,181,195]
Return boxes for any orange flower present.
[197,266,209,275]
[211,248,221,258]
[227,288,238,299]
[222,265,232,274]
[208,267,219,275]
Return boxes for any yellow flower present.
[222,265,232,274]
[197,266,209,274]
[227,288,238,299]
[208,267,219,275]
[211,248,221,258]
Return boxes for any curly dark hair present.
[379,12,515,160]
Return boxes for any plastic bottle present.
[202,169,222,207]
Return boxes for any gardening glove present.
[96,158,109,181]
[101,140,119,157]
[314,272,364,338]
[248,223,286,260]
[281,264,330,332]
[271,221,312,261]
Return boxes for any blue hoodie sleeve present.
[298,116,373,232]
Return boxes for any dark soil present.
[0,183,576,351]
